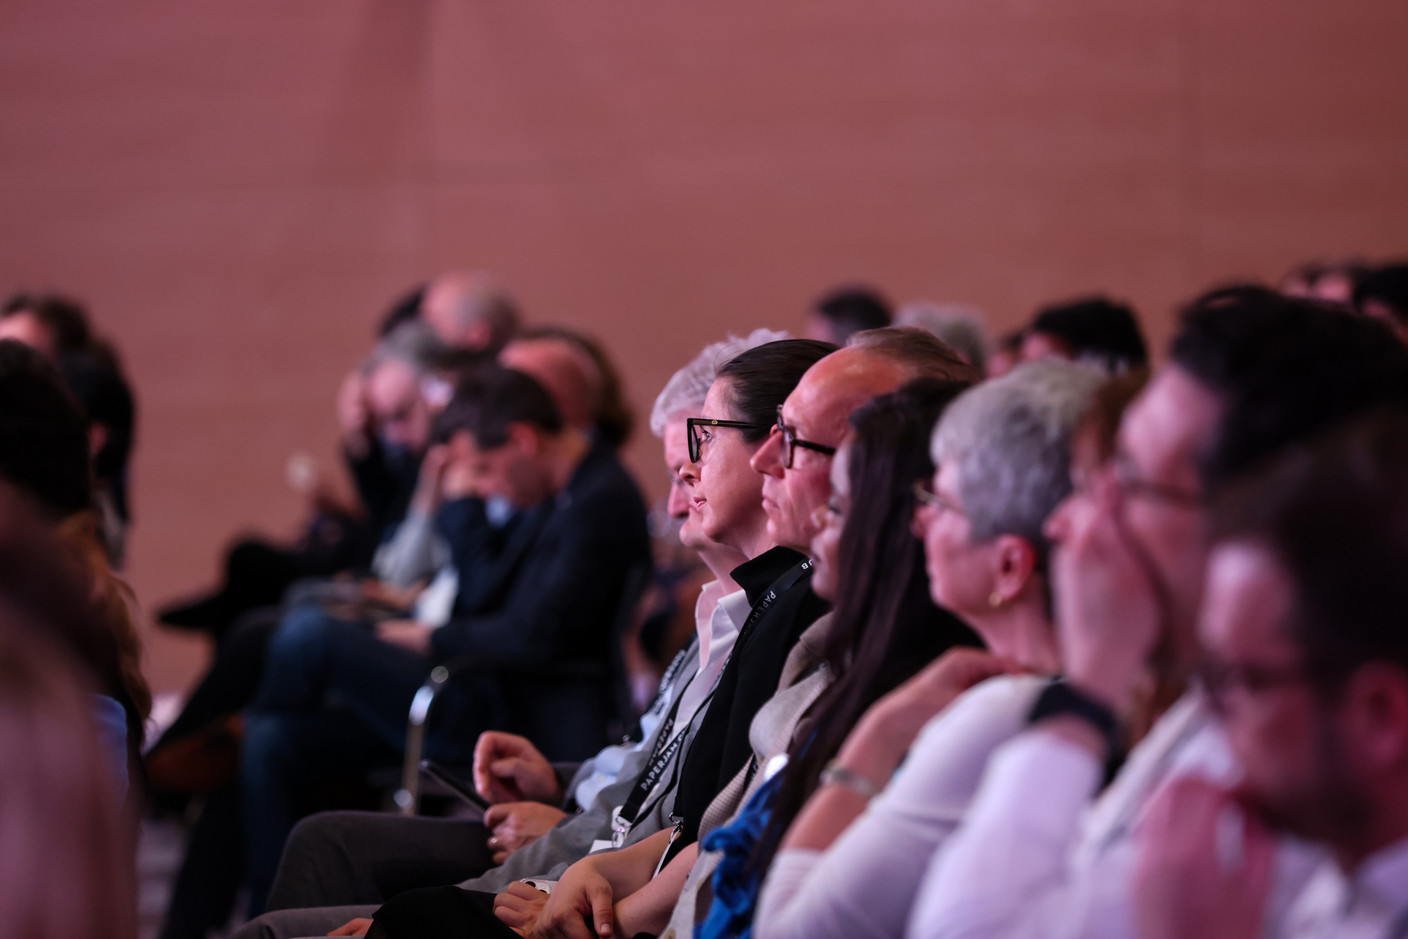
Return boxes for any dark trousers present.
[369,887,514,939]
[242,606,488,914]
[267,810,494,910]
[368,887,659,939]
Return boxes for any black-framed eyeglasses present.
[913,478,964,516]
[1196,656,1313,715]
[1111,451,1203,509]
[686,417,766,463]
[774,405,837,469]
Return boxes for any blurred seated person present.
[1021,294,1148,373]
[1354,261,1408,345]
[418,271,520,356]
[1,291,138,567]
[239,365,651,912]
[146,325,624,790]
[803,284,892,346]
[0,340,149,805]
[508,326,634,451]
[158,318,445,636]
[986,327,1025,379]
[895,301,992,372]
[1137,411,1408,939]
[57,346,137,568]
[0,592,138,939]
[1277,256,1368,307]
[903,287,1408,939]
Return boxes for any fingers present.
[326,918,374,936]
[586,880,616,938]
[472,732,499,798]
[485,802,512,827]
[503,881,545,902]
[492,757,527,784]
[494,883,549,930]
[474,732,528,801]
[1239,811,1277,897]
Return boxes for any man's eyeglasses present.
[913,479,964,516]
[1111,452,1203,509]
[686,418,766,463]
[774,405,837,469]
[1196,656,1312,714]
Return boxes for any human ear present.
[1341,663,1408,771]
[990,534,1037,605]
[506,422,539,456]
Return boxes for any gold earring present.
[988,590,1004,608]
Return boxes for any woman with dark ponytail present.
[693,378,981,938]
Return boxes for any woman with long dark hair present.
[681,379,980,938]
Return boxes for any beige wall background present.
[1,0,1405,693]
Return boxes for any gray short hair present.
[895,302,992,374]
[845,326,981,384]
[366,320,445,377]
[931,360,1104,553]
[649,328,791,436]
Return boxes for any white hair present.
[366,320,444,377]
[931,359,1103,551]
[895,301,992,374]
[649,328,792,436]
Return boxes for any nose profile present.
[666,476,692,520]
[751,428,785,477]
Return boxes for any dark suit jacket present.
[429,436,651,668]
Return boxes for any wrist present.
[1028,679,1126,764]
[836,713,907,783]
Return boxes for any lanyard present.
[612,557,815,845]
[613,662,722,842]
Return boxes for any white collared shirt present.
[571,580,745,810]
[1280,839,1408,939]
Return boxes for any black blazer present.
[430,437,651,667]
[671,546,830,845]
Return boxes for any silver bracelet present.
[819,760,882,801]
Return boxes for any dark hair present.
[0,494,147,782]
[1280,258,1369,300]
[1,293,93,353]
[1078,369,1150,465]
[749,378,982,875]
[377,283,427,337]
[1210,410,1408,683]
[1169,285,1408,490]
[520,325,635,449]
[846,326,983,384]
[715,339,838,440]
[1028,296,1148,371]
[996,328,1025,353]
[0,341,92,519]
[433,365,563,449]
[812,286,893,342]
[57,349,136,523]
[1353,263,1408,325]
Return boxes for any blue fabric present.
[695,772,785,939]
[91,693,130,799]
